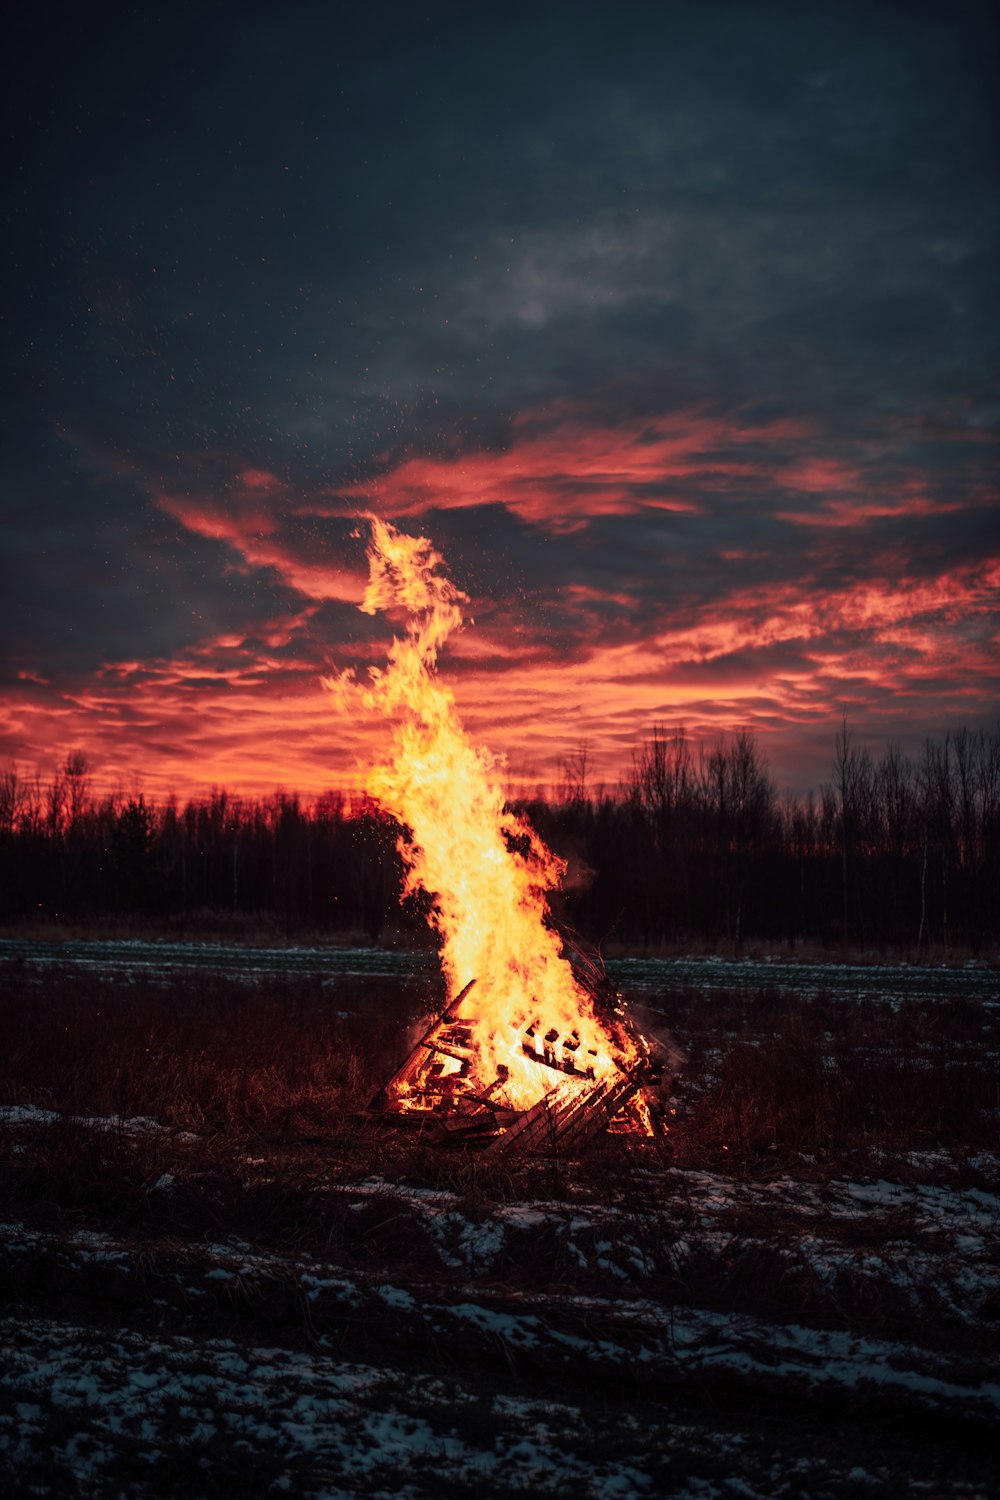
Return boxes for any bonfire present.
[333,519,668,1151]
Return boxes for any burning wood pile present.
[335,519,668,1154]
[369,929,670,1151]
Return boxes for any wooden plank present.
[516,1083,606,1154]
[483,1082,572,1154]
[551,1076,641,1154]
[487,1071,644,1156]
[464,1091,520,1114]
[420,1040,469,1064]
[369,978,477,1109]
[436,1110,494,1135]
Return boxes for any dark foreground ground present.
[1,957,998,1498]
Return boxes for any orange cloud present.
[158,494,365,604]
[4,410,995,803]
[339,410,803,528]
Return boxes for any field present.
[1,951,999,1498]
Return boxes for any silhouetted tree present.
[2,723,997,951]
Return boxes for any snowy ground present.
[2,1114,999,1496]
[2,960,998,1496]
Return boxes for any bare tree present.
[63,752,91,835]
[0,763,27,840]
[559,740,593,807]
[702,731,775,949]
[832,715,873,948]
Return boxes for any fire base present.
[366,975,669,1154]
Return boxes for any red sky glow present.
[5,3,998,806]
[5,405,996,804]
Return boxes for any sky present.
[3,0,998,802]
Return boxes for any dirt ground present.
[1,960,998,1497]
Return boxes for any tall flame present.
[341,517,642,1112]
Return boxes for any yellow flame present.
[343,517,641,1111]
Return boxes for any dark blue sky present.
[3,0,998,796]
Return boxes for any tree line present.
[547,722,999,955]
[1,723,998,953]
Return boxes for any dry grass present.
[0,962,429,1138]
[1,962,996,1248]
[2,959,999,1497]
[2,963,997,1188]
[658,984,1000,1173]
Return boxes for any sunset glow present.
[5,459,996,804]
[4,3,997,806]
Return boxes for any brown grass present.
[2,960,998,1499]
[1,962,997,1231]
[0,962,431,1137]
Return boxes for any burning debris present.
[336,519,666,1152]
[368,929,672,1149]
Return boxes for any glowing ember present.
[333,518,656,1132]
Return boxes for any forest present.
[1,722,998,954]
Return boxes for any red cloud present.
[158,494,365,604]
[3,545,995,805]
[342,410,804,528]
[3,407,994,802]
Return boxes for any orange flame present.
[339,517,644,1113]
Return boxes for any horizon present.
[6,714,996,814]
